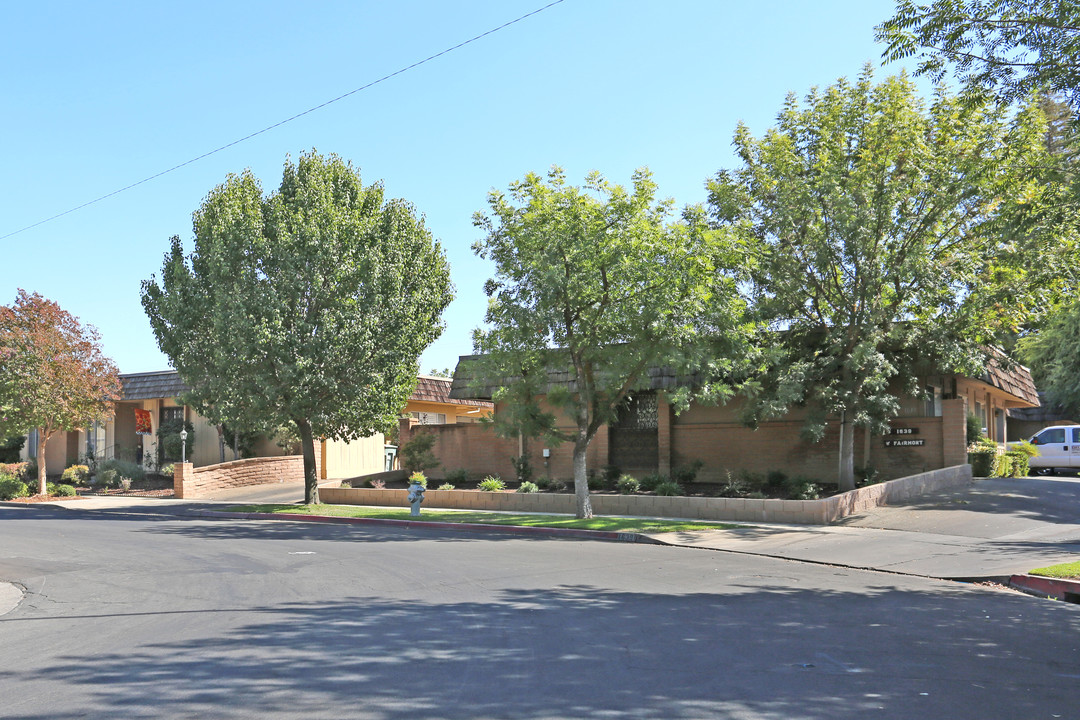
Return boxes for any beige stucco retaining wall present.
[319,464,973,525]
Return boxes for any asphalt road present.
[2,503,1078,719]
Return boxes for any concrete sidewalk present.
[648,475,1080,580]
[644,522,1080,579]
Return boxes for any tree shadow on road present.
[4,579,1079,719]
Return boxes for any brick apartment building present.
[396,354,1039,486]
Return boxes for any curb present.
[1008,573,1080,602]
[189,509,663,544]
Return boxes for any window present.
[86,421,106,460]
[160,406,185,424]
[411,411,446,425]
[1073,428,1080,444]
[1037,427,1066,445]
[924,384,942,417]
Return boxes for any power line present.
[1,0,566,242]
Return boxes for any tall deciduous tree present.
[878,0,1080,110]
[142,151,453,504]
[1019,299,1080,417]
[0,290,120,494]
[471,167,745,518]
[708,69,1059,491]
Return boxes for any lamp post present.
[180,429,188,464]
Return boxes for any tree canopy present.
[471,166,746,518]
[708,68,1061,490]
[878,0,1080,110]
[0,290,121,494]
[1019,299,1080,418]
[142,150,454,503]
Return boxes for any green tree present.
[0,290,121,494]
[1019,300,1080,417]
[471,167,745,518]
[142,151,454,504]
[708,69,1059,491]
[878,0,1080,110]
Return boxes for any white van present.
[1023,425,1080,475]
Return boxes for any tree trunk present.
[217,424,226,464]
[35,428,48,496]
[296,418,319,505]
[838,411,856,492]
[572,427,593,519]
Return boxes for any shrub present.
[1004,451,1029,478]
[47,482,77,497]
[62,465,91,486]
[855,465,880,487]
[716,470,753,498]
[444,468,469,484]
[478,476,506,492]
[653,480,683,496]
[0,435,25,463]
[548,477,568,492]
[517,481,539,493]
[0,463,27,481]
[159,463,176,478]
[408,471,428,488]
[587,472,606,491]
[785,476,821,500]
[1010,440,1039,459]
[639,473,667,492]
[671,460,704,485]
[157,418,195,463]
[763,470,788,496]
[437,483,456,491]
[97,468,121,488]
[615,474,640,494]
[0,477,29,499]
[534,475,551,489]
[22,460,38,482]
[601,464,621,487]
[991,453,1013,478]
[966,412,983,445]
[99,459,145,484]
[400,432,440,473]
[369,479,386,489]
[511,455,534,484]
[967,447,997,477]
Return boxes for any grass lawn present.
[222,504,739,534]
[1029,560,1080,580]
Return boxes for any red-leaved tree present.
[0,290,121,494]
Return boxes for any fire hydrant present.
[407,480,425,517]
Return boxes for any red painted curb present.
[193,510,654,544]
[1008,573,1080,600]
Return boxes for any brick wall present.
[404,395,968,486]
[173,454,321,499]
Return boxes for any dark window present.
[160,406,184,424]
[1038,427,1066,444]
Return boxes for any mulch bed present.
[352,477,844,500]
[6,494,87,503]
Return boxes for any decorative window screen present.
[615,393,658,430]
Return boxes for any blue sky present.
[2,0,920,375]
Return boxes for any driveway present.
[648,476,1080,580]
